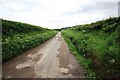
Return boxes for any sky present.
[0,0,119,29]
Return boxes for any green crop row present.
[2,20,57,62]
[61,17,120,78]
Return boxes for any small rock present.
[6,75,12,78]
[68,64,73,68]
[60,68,69,74]
[68,74,72,77]
[16,64,30,69]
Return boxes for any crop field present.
[2,20,57,62]
[61,17,120,78]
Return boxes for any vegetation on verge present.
[61,17,120,78]
[2,20,57,62]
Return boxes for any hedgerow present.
[2,20,57,62]
[61,17,120,78]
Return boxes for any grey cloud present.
[118,1,120,16]
[64,2,118,16]
[81,2,117,12]
[1,0,38,12]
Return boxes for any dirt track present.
[2,32,85,78]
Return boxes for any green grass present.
[61,30,96,78]
[61,17,120,78]
[2,20,57,62]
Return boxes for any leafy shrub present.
[2,20,57,62]
[61,17,120,78]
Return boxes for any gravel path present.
[2,32,85,78]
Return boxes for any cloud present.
[63,2,118,20]
[0,0,119,29]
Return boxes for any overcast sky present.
[0,0,119,29]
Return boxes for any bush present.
[2,20,57,62]
[61,17,120,78]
